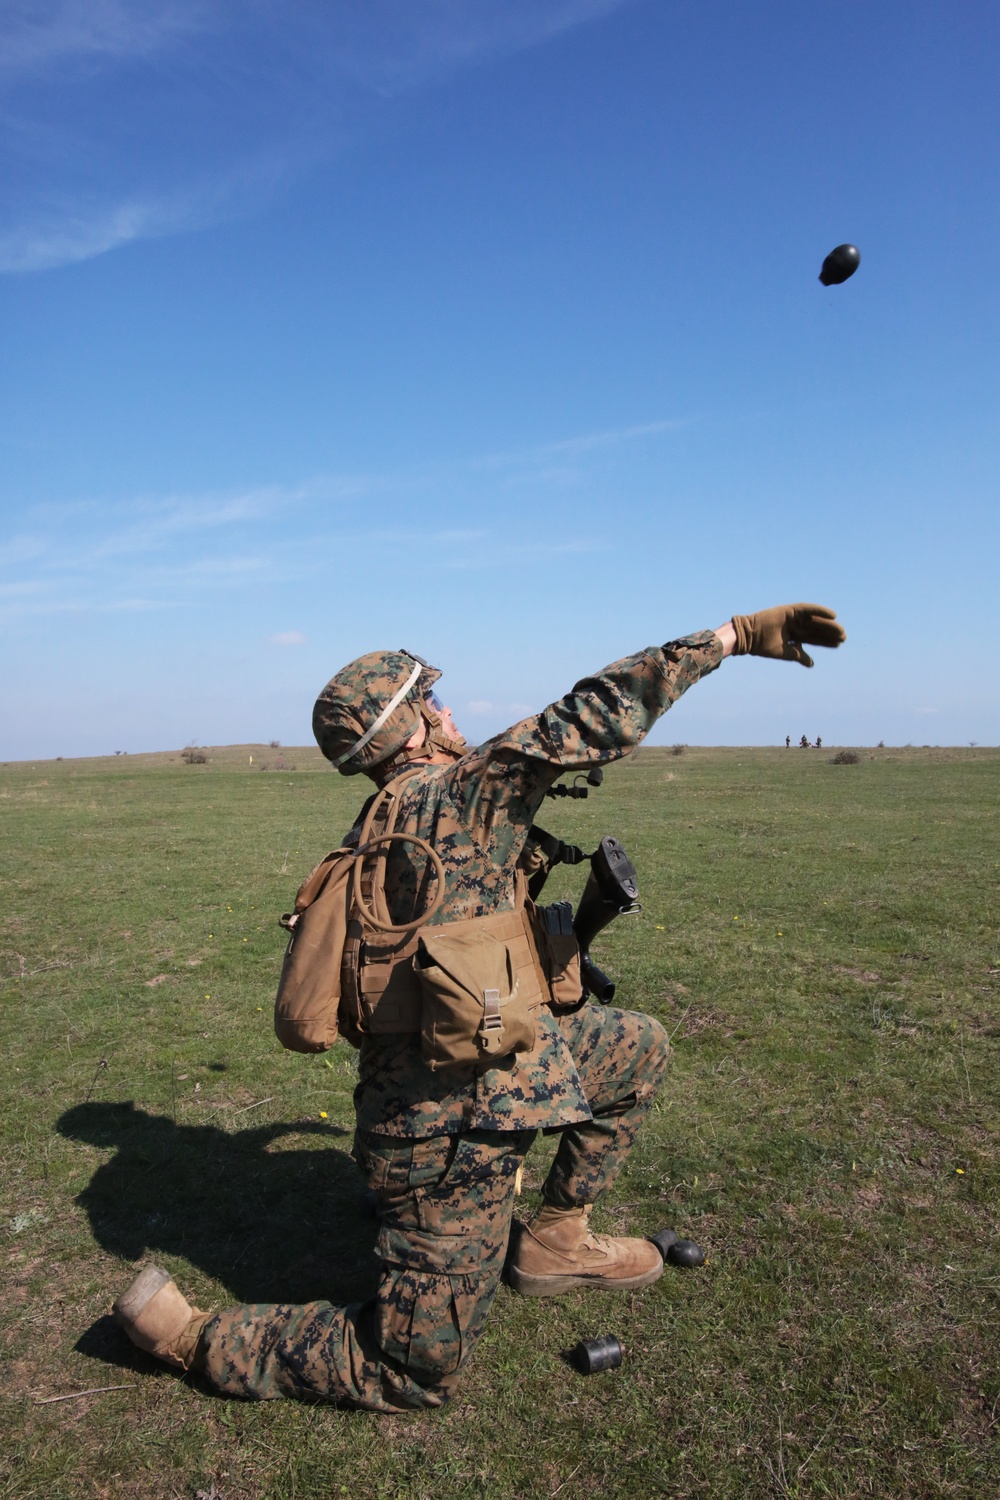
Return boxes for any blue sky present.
[1,0,997,759]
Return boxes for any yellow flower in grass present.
[319,1111,328,1120]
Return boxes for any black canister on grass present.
[572,1335,623,1375]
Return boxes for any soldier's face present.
[426,690,462,743]
[439,704,462,741]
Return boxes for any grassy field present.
[1,742,998,1499]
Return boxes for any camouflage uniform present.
[197,632,723,1409]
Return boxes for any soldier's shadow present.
[57,1102,380,1315]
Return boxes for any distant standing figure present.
[785,735,791,748]
[815,736,822,749]
[800,735,809,748]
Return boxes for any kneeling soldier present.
[115,604,845,1410]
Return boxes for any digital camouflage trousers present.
[196,1003,669,1411]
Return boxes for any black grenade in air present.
[819,244,861,286]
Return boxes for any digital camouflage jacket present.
[348,631,723,1136]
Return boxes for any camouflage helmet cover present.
[313,649,441,776]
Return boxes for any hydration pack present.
[273,771,574,1064]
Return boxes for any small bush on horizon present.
[832,749,861,765]
[181,745,208,765]
[671,743,687,756]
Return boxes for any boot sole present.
[113,1265,173,1326]
[508,1261,663,1297]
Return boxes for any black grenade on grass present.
[648,1228,706,1267]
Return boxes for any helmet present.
[313,649,443,777]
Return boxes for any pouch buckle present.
[478,988,506,1054]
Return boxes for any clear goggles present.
[424,690,444,713]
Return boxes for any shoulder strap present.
[351,766,444,936]
[355,780,404,928]
[525,823,589,900]
[339,770,441,1032]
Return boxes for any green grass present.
[1,743,998,1499]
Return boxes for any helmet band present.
[329,659,423,769]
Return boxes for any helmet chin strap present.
[418,700,467,759]
[422,730,467,760]
[373,702,466,781]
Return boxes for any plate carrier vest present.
[274,768,581,1057]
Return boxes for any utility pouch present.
[274,766,441,1055]
[274,848,355,1053]
[414,926,535,1071]
[534,900,585,1010]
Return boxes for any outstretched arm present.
[443,605,844,857]
[444,632,725,853]
[488,631,725,773]
[486,601,845,779]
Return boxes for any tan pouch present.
[415,926,535,1071]
[275,767,442,1055]
[274,849,354,1053]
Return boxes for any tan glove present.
[731,603,845,668]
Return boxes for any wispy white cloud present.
[1,594,175,620]
[465,698,532,717]
[0,146,296,273]
[436,536,604,571]
[0,0,210,76]
[270,630,307,647]
[1,0,632,273]
[86,492,281,560]
[0,578,47,599]
[145,554,264,580]
[496,418,688,463]
[0,192,196,274]
[0,414,677,619]
[448,417,694,494]
[319,0,630,95]
[17,476,360,563]
[2,1,625,82]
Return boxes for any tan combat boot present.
[113,1265,211,1370]
[508,1204,664,1296]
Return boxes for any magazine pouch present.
[533,899,585,1010]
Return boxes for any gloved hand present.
[730,603,845,668]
